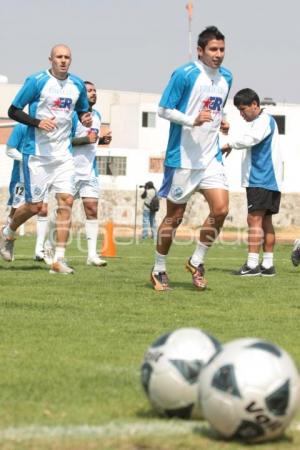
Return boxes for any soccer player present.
[222,88,283,276]
[0,44,92,274]
[151,26,232,291]
[5,124,51,263]
[72,81,112,266]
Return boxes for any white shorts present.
[8,182,49,208]
[74,177,100,199]
[159,158,228,204]
[23,155,75,203]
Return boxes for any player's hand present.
[99,131,112,145]
[220,119,230,135]
[81,112,93,127]
[38,117,57,132]
[193,108,213,126]
[221,144,232,157]
[87,131,98,144]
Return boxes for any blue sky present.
[1,0,299,103]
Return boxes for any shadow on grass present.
[0,264,47,271]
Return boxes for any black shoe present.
[232,263,261,276]
[260,265,276,277]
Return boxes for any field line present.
[0,420,201,441]
[0,420,299,442]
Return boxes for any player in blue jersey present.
[5,124,51,262]
[72,81,111,266]
[0,44,92,273]
[151,26,232,291]
[222,88,283,276]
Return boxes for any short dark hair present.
[197,26,225,49]
[233,88,260,107]
[84,80,94,86]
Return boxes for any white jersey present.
[12,70,89,159]
[227,111,283,191]
[159,59,233,170]
[72,109,101,180]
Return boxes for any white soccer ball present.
[199,338,300,443]
[141,327,221,419]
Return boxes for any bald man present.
[1,44,92,274]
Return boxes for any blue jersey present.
[159,60,232,169]
[228,111,283,191]
[6,124,27,206]
[72,109,101,179]
[7,123,27,184]
[12,70,89,158]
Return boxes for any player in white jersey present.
[222,88,283,276]
[151,26,233,291]
[72,81,111,266]
[0,44,92,274]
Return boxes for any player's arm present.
[72,133,98,146]
[6,146,22,161]
[158,70,198,127]
[8,76,56,131]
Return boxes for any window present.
[142,112,156,128]
[96,156,127,176]
[149,157,164,173]
[272,115,285,135]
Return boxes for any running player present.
[151,26,232,291]
[0,44,92,273]
[222,88,283,276]
[72,81,112,266]
[5,124,51,263]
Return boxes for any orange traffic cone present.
[101,220,117,257]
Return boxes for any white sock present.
[190,242,209,267]
[262,252,273,269]
[54,246,65,262]
[247,252,259,269]
[85,219,98,259]
[2,225,16,239]
[35,216,48,254]
[153,251,167,273]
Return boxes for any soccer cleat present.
[151,269,172,291]
[43,240,54,266]
[260,265,276,277]
[49,258,74,275]
[87,255,107,267]
[34,251,45,262]
[0,227,15,262]
[291,239,300,267]
[186,258,207,290]
[232,263,261,276]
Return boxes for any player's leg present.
[142,208,150,239]
[187,187,229,289]
[48,157,75,274]
[149,211,157,240]
[151,199,186,291]
[233,210,264,276]
[82,196,107,267]
[260,214,276,276]
[34,202,49,261]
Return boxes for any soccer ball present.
[141,327,221,419]
[199,338,300,443]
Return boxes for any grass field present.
[0,235,300,450]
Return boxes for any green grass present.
[0,236,300,449]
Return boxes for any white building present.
[0,83,300,194]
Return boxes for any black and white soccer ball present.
[141,327,221,419]
[199,338,300,443]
